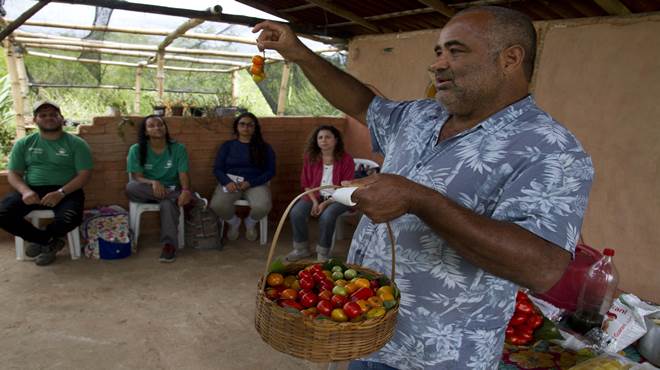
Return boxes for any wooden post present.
[134,64,143,114]
[156,51,165,102]
[3,40,26,138]
[231,70,239,106]
[276,62,291,116]
[15,48,30,128]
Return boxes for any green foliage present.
[0,75,16,170]
[0,38,345,131]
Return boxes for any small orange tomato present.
[378,292,395,302]
[367,296,383,308]
[354,278,370,289]
[344,282,358,294]
[334,279,347,287]
[252,55,265,65]
[290,279,301,291]
[267,273,284,287]
[330,308,348,322]
[355,299,370,313]
[250,64,263,75]
[283,275,297,288]
[377,286,394,296]
[265,288,279,300]
[280,288,298,300]
[366,307,386,319]
[322,270,333,279]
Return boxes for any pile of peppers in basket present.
[505,291,546,345]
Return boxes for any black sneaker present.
[25,243,44,258]
[34,238,65,266]
[159,244,176,263]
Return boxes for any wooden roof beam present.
[592,0,632,16]
[416,0,456,18]
[150,17,205,63]
[303,0,383,32]
[15,20,258,45]
[48,0,348,38]
[13,36,284,59]
[25,50,235,72]
[279,4,316,13]
[22,43,250,66]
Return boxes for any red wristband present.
[181,189,191,194]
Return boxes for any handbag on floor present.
[184,196,223,250]
[81,205,132,259]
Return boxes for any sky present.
[3,0,327,50]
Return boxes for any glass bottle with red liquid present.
[568,248,619,334]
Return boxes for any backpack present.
[184,197,223,250]
[81,205,132,259]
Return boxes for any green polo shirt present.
[126,142,189,187]
[8,132,93,186]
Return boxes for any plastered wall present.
[345,15,660,302]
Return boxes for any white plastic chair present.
[233,198,268,246]
[331,158,380,248]
[128,201,185,249]
[15,210,81,260]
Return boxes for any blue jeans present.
[289,199,349,249]
[348,360,398,370]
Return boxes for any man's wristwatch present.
[58,188,67,196]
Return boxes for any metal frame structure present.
[0,1,341,137]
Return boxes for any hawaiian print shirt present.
[347,95,594,369]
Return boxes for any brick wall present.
[0,116,348,240]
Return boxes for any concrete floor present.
[0,224,353,370]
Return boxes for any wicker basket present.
[254,186,399,362]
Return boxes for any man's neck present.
[440,91,528,142]
[39,130,64,140]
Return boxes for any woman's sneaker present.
[160,244,176,263]
[245,226,258,242]
[159,244,176,263]
[285,248,312,262]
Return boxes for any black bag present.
[184,198,223,250]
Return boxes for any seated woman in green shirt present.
[125,115,193,263]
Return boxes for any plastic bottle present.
[568,248,619,334]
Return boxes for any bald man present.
[253,6,593,369]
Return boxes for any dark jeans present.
[348,361,398,370]
[0,186,85,245]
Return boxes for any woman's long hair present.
[137,115,174,166]
[305,125,345,163]
[233,112,268,167]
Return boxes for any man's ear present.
[501,44,525,76]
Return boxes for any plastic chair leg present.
[15,236,25,260]
[177,206,184,249]
[259,216,267,246]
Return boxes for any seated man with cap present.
[0,101,93,266]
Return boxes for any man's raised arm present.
[253,21,375,124]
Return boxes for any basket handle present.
[261,185,396,291]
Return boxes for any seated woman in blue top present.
[209,112,276,242]
[125,115,193,263]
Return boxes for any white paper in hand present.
[332,187,357,206]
